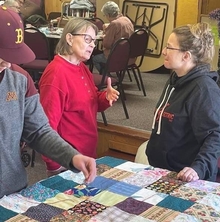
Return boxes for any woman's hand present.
[106,77,120,106]
[177,167,199,182]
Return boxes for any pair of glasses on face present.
[71,34,98,46]
[165,46,183,51]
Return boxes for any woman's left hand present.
[177,167,199,182]
[106,77,120,106]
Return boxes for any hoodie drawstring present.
[152,85,175,135]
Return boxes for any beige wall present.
[45,0,200,25]
[44,0,219,72]
[176,0,199,27]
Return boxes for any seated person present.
[92,1,134,73]
[146,22,220,182]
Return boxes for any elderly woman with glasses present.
[146,22,220,182]
[39,17,119,177]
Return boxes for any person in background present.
[39,17,119,177]
[0,6,96,198]
[92,1,134,73]
[3,0,20,12]
[146,22,220,182]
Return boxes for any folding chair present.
[84,17,105,71]
[21,27,51,89]
[93,38,131,125]
[127,28,149,96]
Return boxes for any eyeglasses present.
[71,34,97,46]
[165,46,182,51]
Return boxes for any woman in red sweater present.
[39,17,119,176]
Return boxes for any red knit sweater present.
[39,55,110,170]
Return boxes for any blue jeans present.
[92,53,107,73]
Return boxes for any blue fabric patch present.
[0,205,17,221]
[19,182,59,202]
[89,176,118,190]
[71,186,101,198]
[96,156,127,167]
[108,181,141,196]
[157,195,194,212]
[40,175,78,192]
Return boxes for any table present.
[38,27,103,40]
[38,27,63,39]
[38,27,103,60]
[1,156,220,221]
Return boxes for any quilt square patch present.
[108,181,141,196]
[97,164,112,175]
[171,185,207,202]
[146,175,184,194]
[184,202,220,221]
[96,156,127,167]
[22,203,64,221]
[157,195,194,212]
[40,175,78,192]
[90,190,127,206]
[89,176,118,191]
[116,197,153,215]
[100,168,133,181]
[19,183,59,202]
[140,205,179,222]
[90,206,136,222]
[67,200,107,217]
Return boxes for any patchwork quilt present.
[1,156,220,222]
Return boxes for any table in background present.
[1,156,220,221]
[38,27,103,61]
[38,27,63,59]
[38,27,63,39]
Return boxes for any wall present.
[44,0,64,18]
[45,0,199,26]
[175,0,199,27]
[44,0,219,72]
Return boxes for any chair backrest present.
[129,28,149,67]
[105,38,131,74]
[48,12,62,21]
[86,17,104,30]
[24,27,51,61]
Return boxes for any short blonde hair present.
[55,17,98,55]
